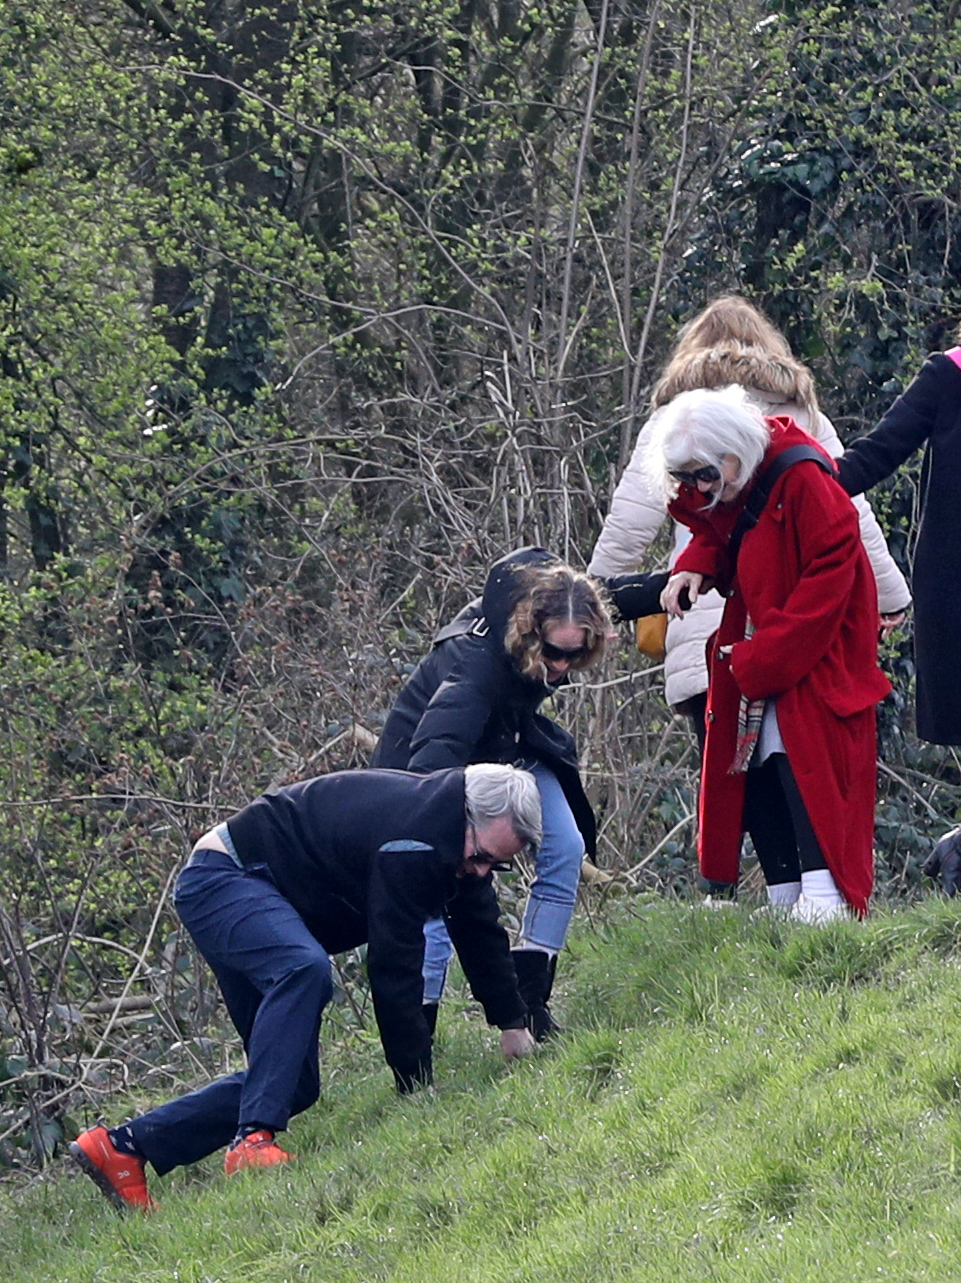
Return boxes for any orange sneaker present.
[224,1129,294,1174]
[69,1125,156,1212]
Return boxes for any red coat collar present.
[671,416,835,519]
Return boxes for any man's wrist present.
[498,1015,528,1031]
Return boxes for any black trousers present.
[681,696,825,894]
[743,752,827,886]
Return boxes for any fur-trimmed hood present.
[652,342,817,414]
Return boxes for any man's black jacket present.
[227,767,525,1091]
[371,547,667,859]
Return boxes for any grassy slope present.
[8,897,961,1282]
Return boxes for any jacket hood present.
[479,546,560,645]
[653,343,818,415]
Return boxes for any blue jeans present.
[422,763,584,1003]
[129,850,333,1176]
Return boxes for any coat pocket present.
[810,667,888,719]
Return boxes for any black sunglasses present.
[668,464,721,486]
[467,824,515,874]
[541,640,592,663]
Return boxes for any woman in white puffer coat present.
[589,296,911,754]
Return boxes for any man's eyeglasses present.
[668,464,721,486]
[541,640,591,663]
[467,824,515,874]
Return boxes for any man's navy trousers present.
[129,849,333,1175]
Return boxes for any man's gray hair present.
[644,384,770,508]
[464,763,542,853]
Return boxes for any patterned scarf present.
[729,616,762,774]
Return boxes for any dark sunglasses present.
[541,640,592,663]
[467,824,515,874]
[668,464,721,486]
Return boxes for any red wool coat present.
[669,418,891,915]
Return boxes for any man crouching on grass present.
[70,763,539,1211]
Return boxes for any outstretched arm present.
[666,497,732,606]
[366,847,443,1092]
[837,356,947,497]
[813,408,912,614]
[601,570,671,620]
[445,876,530,1034]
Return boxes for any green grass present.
[9,897,961,1281]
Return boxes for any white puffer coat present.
[588,353,912,708]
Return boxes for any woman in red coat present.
[650,386,891,919]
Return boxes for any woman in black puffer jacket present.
[373,547,666,1037]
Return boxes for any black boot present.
[512,949,561,1042]
[422,1002,439,1037]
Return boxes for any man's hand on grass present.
[500,1027,537,1060]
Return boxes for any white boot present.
[791,868,847,924]
[768,880,801,908]
[749,879,801,920]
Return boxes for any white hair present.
[464,764,542,853]
[643,385,771,508]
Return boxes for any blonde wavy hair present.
[504,564,610,681]
[651,295,819,417]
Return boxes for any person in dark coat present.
[837,344,961,745]
[372,547,667,1037]
[654,386,890,920]
[69,764,540,1212]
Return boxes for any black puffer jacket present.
[227,767,525,1092]
[372,548,668,859]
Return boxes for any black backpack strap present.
[433,608,489,646]
[727,445,835,570]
